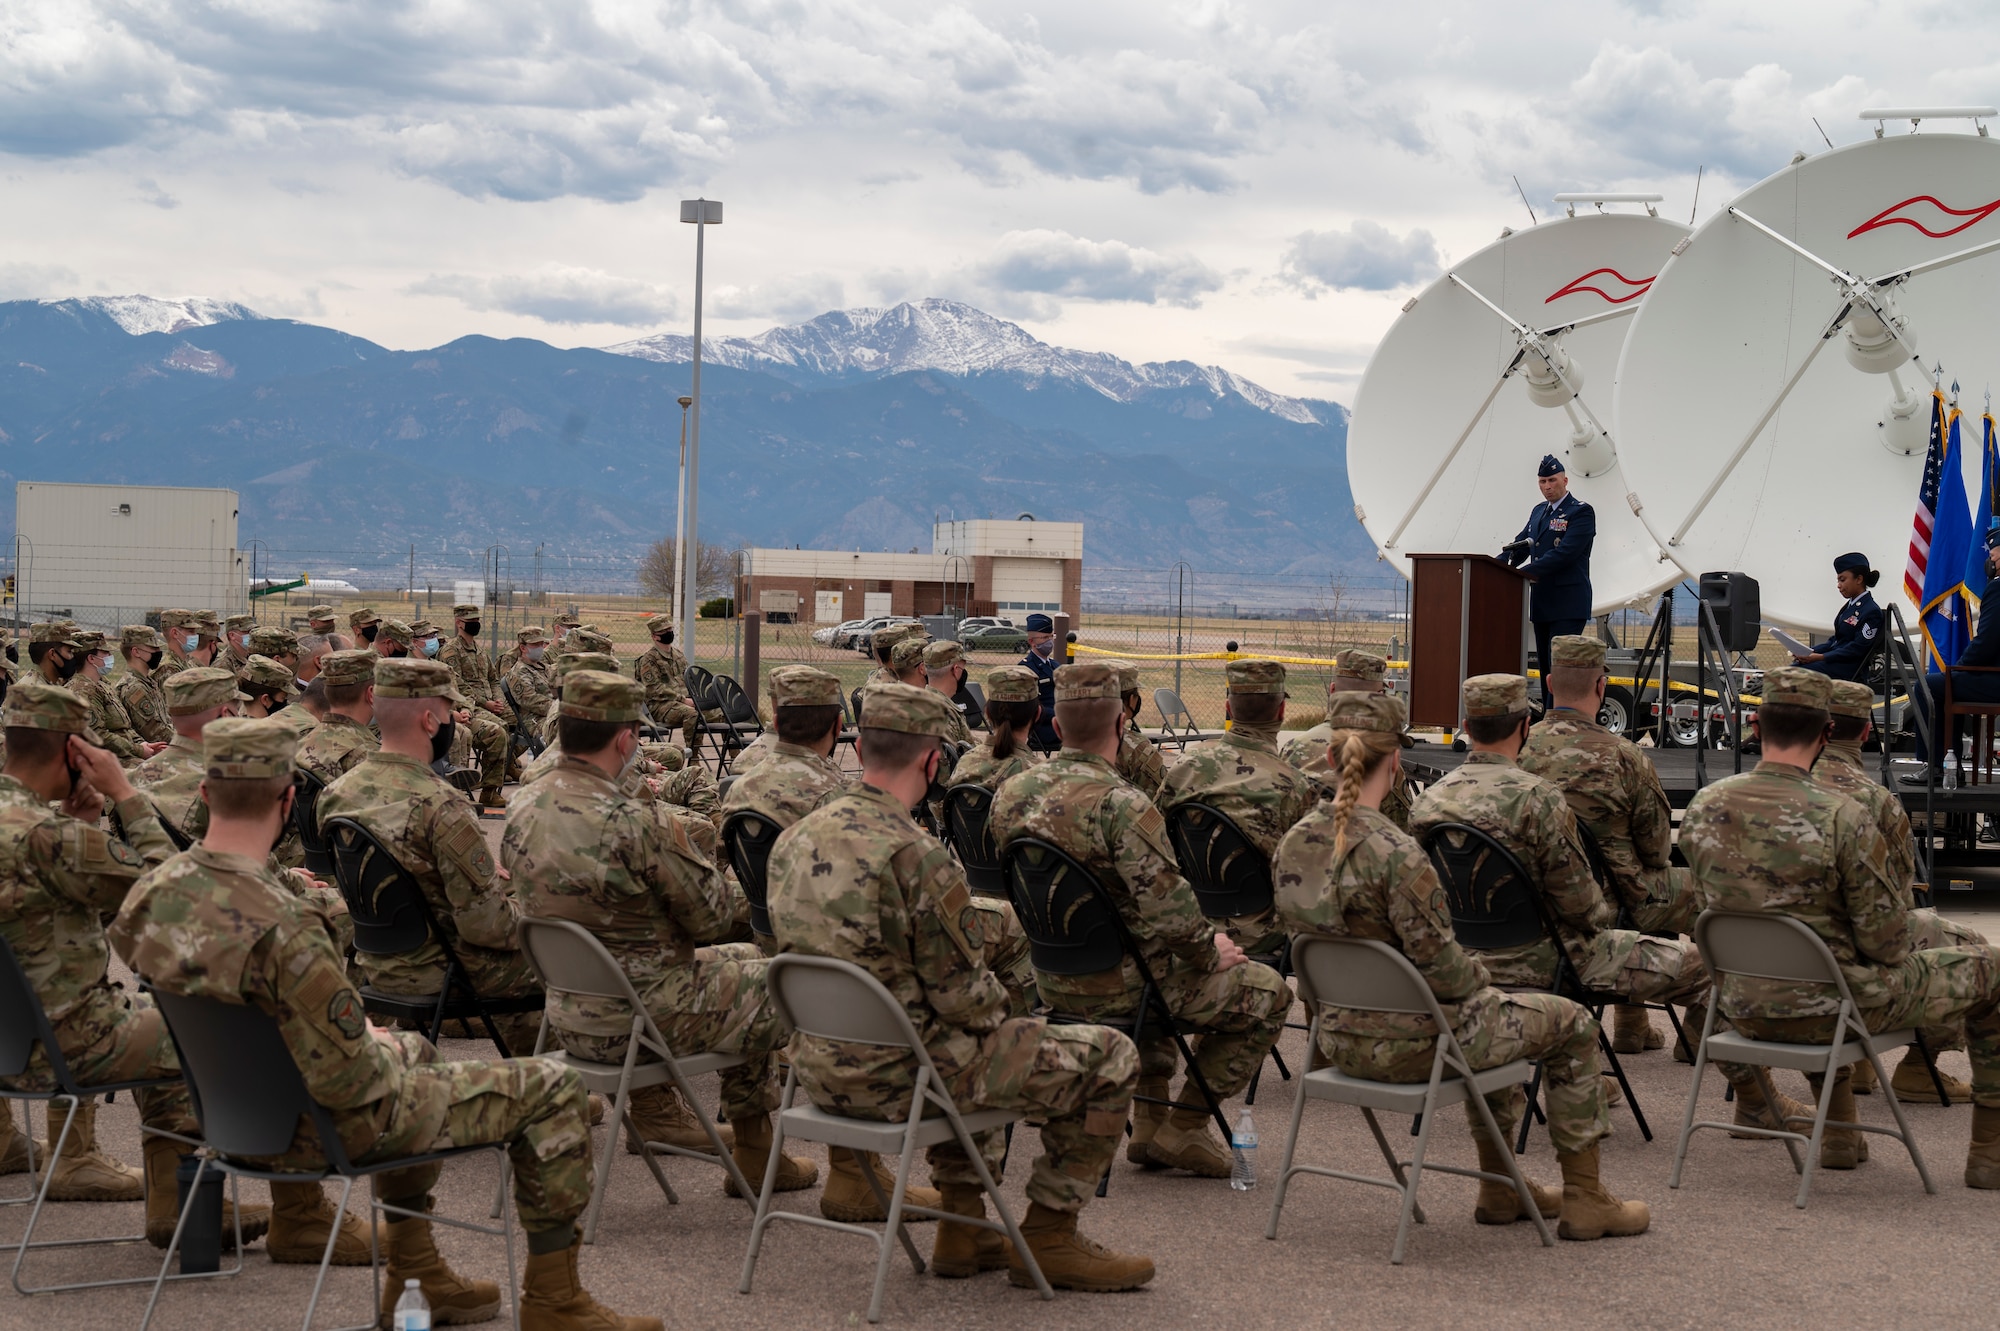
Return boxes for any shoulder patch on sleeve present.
[440,811,495,880]
[933,878,984,964]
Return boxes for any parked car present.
[957,616,1017,632]
[854,618,923,657]
[960,623,1029,654]
[832,616,895,650]
[815,618,867,646]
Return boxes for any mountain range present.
[0,294,1365,588]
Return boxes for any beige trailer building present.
[14,482,245,627]
[736,518,1082,623]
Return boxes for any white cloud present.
[1280,221,1441,293]
[968,229,1224,309]
[0,260,79,300]
[407,265,678,327]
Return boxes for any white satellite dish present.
[1615,115,2000,630]
[1348,203,1690,613]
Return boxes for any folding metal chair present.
[1421,821,1652,1148]
[738,954,1051,1323]
[1150,688,1218,751]
[1265,935,1553,1264]
[324,817,544,1056]
[941,784,1007,897]
[693,674,763,778]
[142,988,519,1331]
[720,810,782,941]
[1669,909,1936,1208]
[515,918,752,1241]
[0,938,208,1296]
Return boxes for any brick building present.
[736,518,1083,624]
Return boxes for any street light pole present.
[673,394,693,634]
[678,196,723,651]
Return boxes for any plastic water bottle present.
[1946,753,1960,791]
[393,1279,430,1331]
[1230,1108,1258,1191]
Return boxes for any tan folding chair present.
[1265,934,1554,1264]
[1670,909,1936,1208]
[515,917,753,1242]
[738,954,1052,1323]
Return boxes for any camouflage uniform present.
[1273,694,1607,1154]
[506,674,784,1124]
[129,668,246,841]
[298,710,381,785]
[1097,660,1165,800]
[634,614,698,749]
[769,683,1138,1214]
[952,741,1040,792]
[68,635,147,764]
[115,626,175,746]
[437,607,513,798]
[1157,660,1312,954]
[1282,648,1411,830]
[727,732,779,776]
[317,659,539,1053]
[504,627,556,733]
[988,664,1289,1101]
[217,613,256,675]
[156,611,205,686]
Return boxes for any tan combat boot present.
[268,1179,382,1265]
[1124,1075,1171,1167]
[721,1115,818,1198]
[1851,1057,1879,1094]
[141,1135,271,1249]
[1005,1201,1155,1292]
[1143,1106,1232,1178]
[1610,1004,1665,1055]
[1730,1077,1814,1140]
[1471,1128,1561,1225]
[378,1213,502,1327]
[479,787,507,810]
[819,1148,941,1223]
[622,1085,732,1155]
[0,1102,31,1175]
[1963,1104,2000,1188]
[520,1237,662,1331]
[586,1094,605,1126]
[1554,1144,1650,1240]
[929,1183,1008,1279]
[1816,1071,1869,1170]
[47,1099,142,1201]
[1891,1050,1972,1103]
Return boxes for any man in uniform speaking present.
[1506,454,1595,710]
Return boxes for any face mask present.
[183,635,200,652]
[94,654,113,676]
[57,652,84,680]
[922,747,952,807]
[387,646,408,659]
[526,646,545,662]
[430,716,456,762]
[145,649,162,669]
[658,631,674,647]
[1031,639,1055,659]
[462,620,481,637]
[3,645,14,663]
[360,624,378,643]
[618,734,643,779]
[423,637,440,657]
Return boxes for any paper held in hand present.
[1767,626,1812,657]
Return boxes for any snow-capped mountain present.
[38,295,265,336]
[606,298,1327,426]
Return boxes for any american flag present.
[1906,388,1949,605]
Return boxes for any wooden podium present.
[1407,554,1531,729]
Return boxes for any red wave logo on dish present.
[1543,268,1655,305]
[1849,195,2000,240]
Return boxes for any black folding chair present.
[501,679,546,760]
[942,785,1006,898]
[720,810,781,943]
[294,770,334,877]
[0,938,207,1297]
[142,989,518,1331]
[324,817,543,1057]
[1420,821,1651,1150]
[1001,837,1234,1194]
[694,674,765,779]
[683,666,719,767]
[1162,801,1299,1103]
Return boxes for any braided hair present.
[1327,726,1403,858]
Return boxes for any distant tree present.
[638,537,734,601]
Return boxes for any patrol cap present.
[985,665,1041,703]
[1549,635,1607,669]
[560,669,644,723]
[553,612,582,628]
[1334,648,1387,685]
[202,715,296,781]
[72,630,106,652]
[1760,666,1832,711]
[347,606,380,630]
[856,682,957,737]
[249,626,298,657]
[224,614,256,633]
[321,649,377,687]
[1226,658,1286,695]
[165,667,245,716]
[120,625,162,652]
[1827,679,1877,721]
[409,619,439,639]
[873,623,919,653]
[644,613,673,635]
[187,610,220,635]
[1024,613,1054,633]
[1538,454,1565,477]
[159,609,195,631]
[1054,661,1120,701]
[517,625,551,645]
[922,640,965,671]
[1100,658,1140,693]
[30,623,81,647]
[377,617,414,647]
[567,629,613,654]
[374,658,455,699]
[769,665,841,708]
[452,602,480,618]
[238,654,293,695]
[1326,690,1408,735]
[4,681,101,742]
[556,651,620,676]
[890,638,928,670]
[306,604,337,622]
[1462,673,1529,718]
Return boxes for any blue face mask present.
[183,635,199,653]
[424,637,441,657]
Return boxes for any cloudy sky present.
[2,0,1989,399]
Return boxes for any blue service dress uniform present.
[1803,591,1883,683]
[1507,491,1595,706]
[1019,647,1059,751]
[1920,596,2000,763]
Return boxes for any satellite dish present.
[1615,118,2000,629]
[1348,204,1690,613]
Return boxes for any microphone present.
[1499,538,1531,562]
